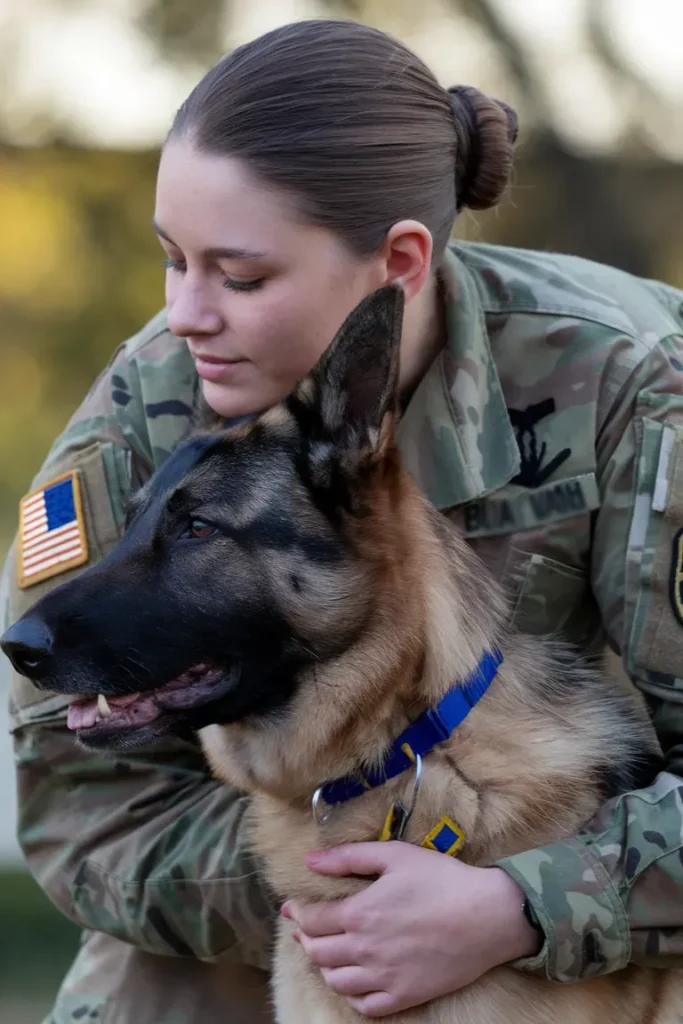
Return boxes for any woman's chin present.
[200,377,255,418]
[200,375,285,420]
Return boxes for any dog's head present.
[2,286,420,751]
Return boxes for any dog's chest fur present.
[202,661,676,1024]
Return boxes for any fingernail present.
[306,850,326,867]
[281,901,292,919]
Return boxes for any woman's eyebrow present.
[152,218,266,260]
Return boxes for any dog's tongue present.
[67,692,158,731]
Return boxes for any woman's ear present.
[380,220,433,302]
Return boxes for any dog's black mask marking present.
[1,286,404,751]
[6,428,350,750]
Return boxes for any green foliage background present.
[0,146,163,551]
[0,870,80,1019]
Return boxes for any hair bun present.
[447,85,518,212]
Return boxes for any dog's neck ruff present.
[320,648,503,808]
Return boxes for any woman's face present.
[155,138,386,417]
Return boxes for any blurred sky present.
[1,0,683,155]
[2,0,683,866]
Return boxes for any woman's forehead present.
[154,140,303,251]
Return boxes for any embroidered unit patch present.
[421,816,466,857]
[670,528,683,626]
[18,471,89,589]
[508,398,572,489]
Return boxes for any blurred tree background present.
[1,0,682,1018]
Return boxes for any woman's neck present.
[398,272,447,401]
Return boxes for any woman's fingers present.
[296,930,362,969]
[320,966,376,997]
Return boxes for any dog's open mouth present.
[67,663,233,735]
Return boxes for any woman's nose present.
[167,279,223,338]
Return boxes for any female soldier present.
[6,18,683,1024]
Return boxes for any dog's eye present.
[181,519,217,540]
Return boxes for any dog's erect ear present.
[303,285,404,450]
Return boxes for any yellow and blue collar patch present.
[378,805,466,858]
[421,816,466,857]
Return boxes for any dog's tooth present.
[97,694,113,718]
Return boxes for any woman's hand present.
[281,842,540,1019]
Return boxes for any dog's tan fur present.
[201,429,680,1023]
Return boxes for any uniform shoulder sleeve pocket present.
[7,442,131,727]
[627,414,683,692]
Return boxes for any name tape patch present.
[462,473,601,538]
[18,471,89,589]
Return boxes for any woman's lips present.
[193,355,247,382]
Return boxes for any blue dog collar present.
[320,648,503,807]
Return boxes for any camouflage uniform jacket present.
[6,241,683,1021]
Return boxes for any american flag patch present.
[18,471,89,588]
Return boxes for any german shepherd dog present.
[3,287,680,1023]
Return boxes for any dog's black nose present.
[1,617,53,681]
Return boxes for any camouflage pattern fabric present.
[5,241,683,1019]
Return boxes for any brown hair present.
[170,20,518,262]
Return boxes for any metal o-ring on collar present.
[312,753,423,832]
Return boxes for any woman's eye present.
[181,519,217,540]
[222,276,264,293]
[163,257,262,291]
[163,256,186,273]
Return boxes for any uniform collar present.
[396,247,520,510]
